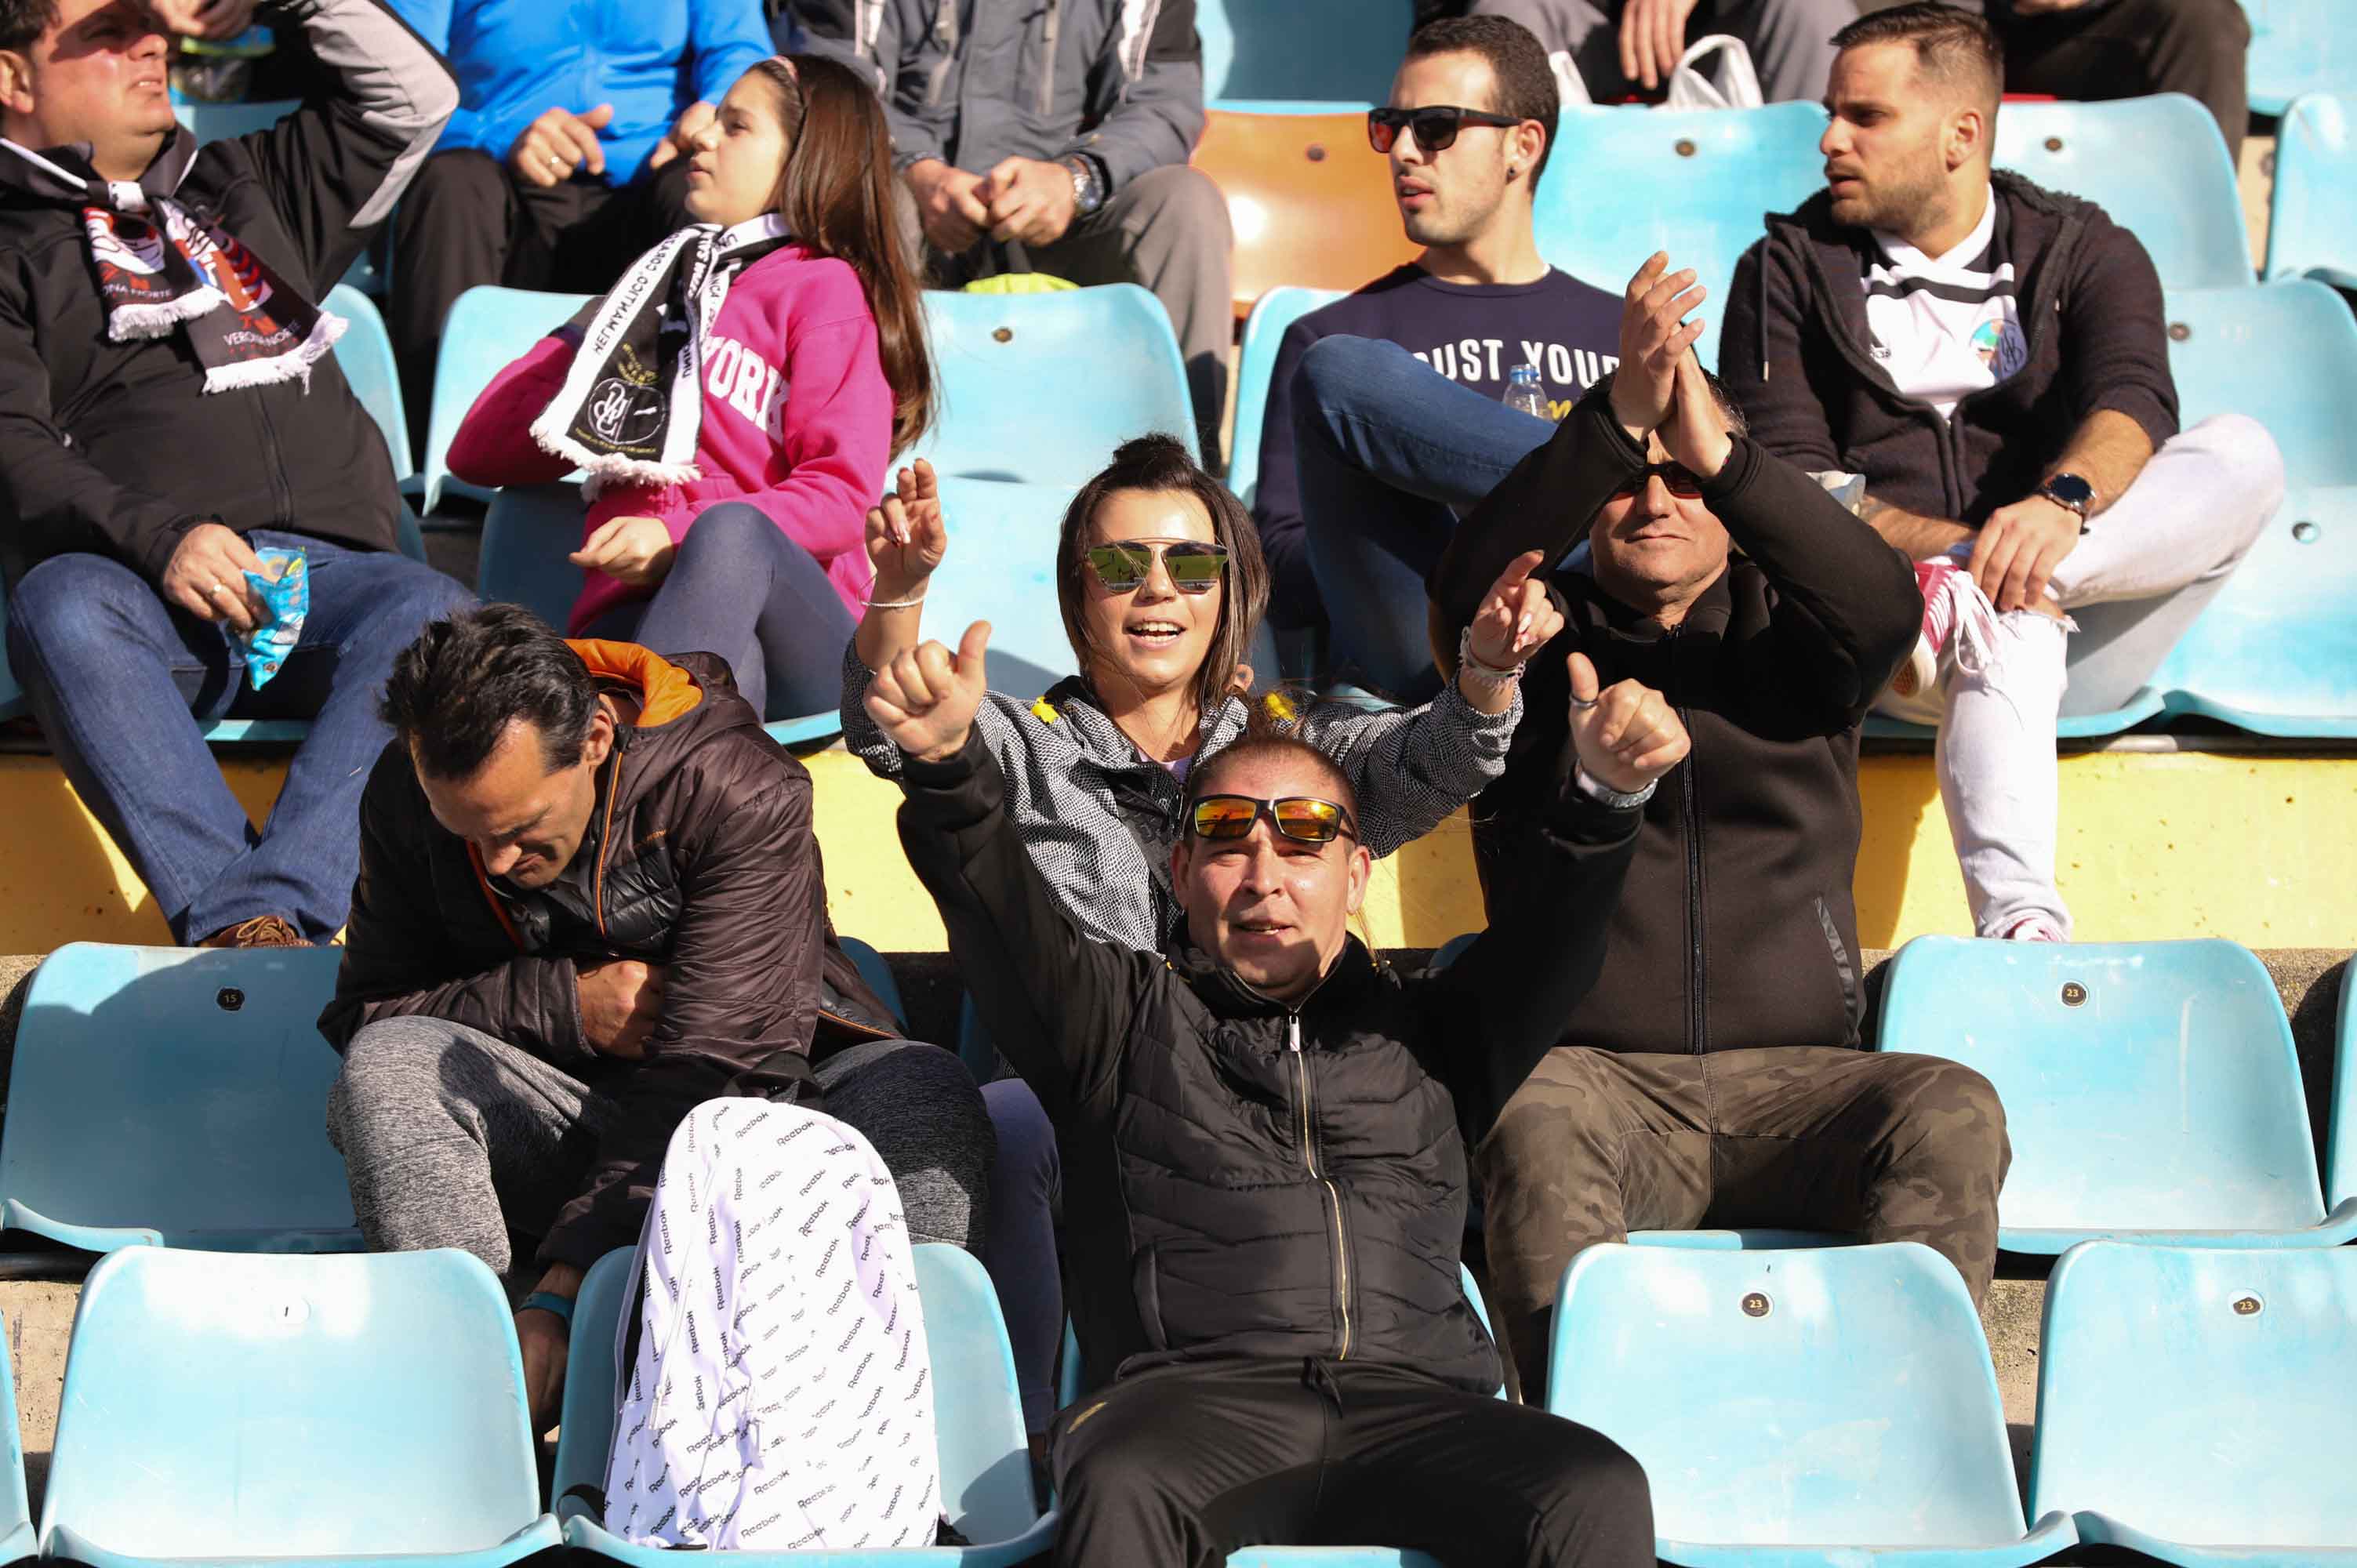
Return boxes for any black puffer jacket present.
[895,730,1640,1396]
[321,643,901,1269]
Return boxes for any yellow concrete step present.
[0,741,2351,953]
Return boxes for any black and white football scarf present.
[530,213,791,489]
[0,129,343,393]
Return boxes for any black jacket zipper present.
[1287,1011,1352,1359]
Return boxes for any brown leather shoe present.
[196,915,313,949]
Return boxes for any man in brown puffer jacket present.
[319,604,993,1428]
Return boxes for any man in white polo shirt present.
[1723,2,2283,943]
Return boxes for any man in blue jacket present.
[384,0,774,452]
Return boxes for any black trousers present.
[1051,1359,1654,1568]
[388,147,693,457]
[1994,0,2252,162]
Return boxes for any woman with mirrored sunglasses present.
[839,434,1563,1447]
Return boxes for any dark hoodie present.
[320,643,901,1269]
[1720,170,2178,526]
[0,0,456,587]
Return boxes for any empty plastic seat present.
[2148,279,2357,736]
[916,285,1197,485]
[1996,96,2253,289]
[1197,0,1411,107]
[555,1241,1059,1565]
[2242,0,2357,116]
[1194,111,1420,318]
[326,282,412,483]
[1549,1241,2076,1566]
[907,477,1084,702]
[0,943,362,1254]
[417,285,590,514]
[0,1316,32,1565]
[1228,286,1345,512]
[1876,936,2357,1250]
[2030,1241,2357,1564]
[42,1247,561,1566]
[2264,94,2357,288]
[1539,103,1827,368]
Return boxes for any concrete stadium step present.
[0,736,2351,953]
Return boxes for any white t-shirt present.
[1861,188,2028,419]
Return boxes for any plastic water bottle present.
[1503,363,1550,419]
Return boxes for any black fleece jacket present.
[1720,171,2179,526]
[1432,387,1919,1054]
[894,728,1638,1395]
[0,0,456,587]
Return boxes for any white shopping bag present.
[1665,33,1763,111]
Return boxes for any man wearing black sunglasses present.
[866,612,1688,1566]
[1248,16,1623,691]
[1431,252,2012,1405]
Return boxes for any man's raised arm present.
[231,0,459,292]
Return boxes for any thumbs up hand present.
[1567,650,1689,795]
[866,620,992,763]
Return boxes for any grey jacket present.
[842,645,1519,952]
[788,0,1204,191]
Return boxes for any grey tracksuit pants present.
[325,1015,993,1276]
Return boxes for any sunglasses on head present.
[1189,794,1360,847]
[1367,104,1523,154]
[1084,539,1229,595]
[1611,461,1705,499]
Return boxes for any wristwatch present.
[1574,764,1657,811]
[1062,154,1106,216]
[2037,472,2096,532]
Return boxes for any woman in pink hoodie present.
[446,54,932,721]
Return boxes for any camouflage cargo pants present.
[1477,1047,2010,1402]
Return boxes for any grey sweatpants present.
[325,1017,993,1275]
[1473,0,1854,105]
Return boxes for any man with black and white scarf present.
[0,0,474,949]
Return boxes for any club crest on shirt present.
[1971,314,2027,379]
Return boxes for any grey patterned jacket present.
[841,645,1520,952]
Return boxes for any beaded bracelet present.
[1455,624,1526,687]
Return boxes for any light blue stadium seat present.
[478,482,844,742]
[2264,94,2357,288]
[1197,0,1411,107]
[837,934,907,1029]
[41,1247,560,1567]
[2242,0,2357,117]
[1549,1241,2076,1567]
[1876,936,2357,1250]
[912,477,1083,701]
[418,285,590,514]
[2030,1241,2357,1564]
[917,285,1197,485]
[327,282,412,482]
[1541,103,1828,368]
[1229,287,1344,510]
[0,1316,31,1565]
[1995,96,2253,289]
[555,1242,1059,1565]
[2148,279,2357,736]
[0,943,361,1254]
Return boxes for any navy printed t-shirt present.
[1251,264,1622,627]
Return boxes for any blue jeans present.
[5,532,474,942]
[584,503,857,722]
[1292,336,1560,699]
